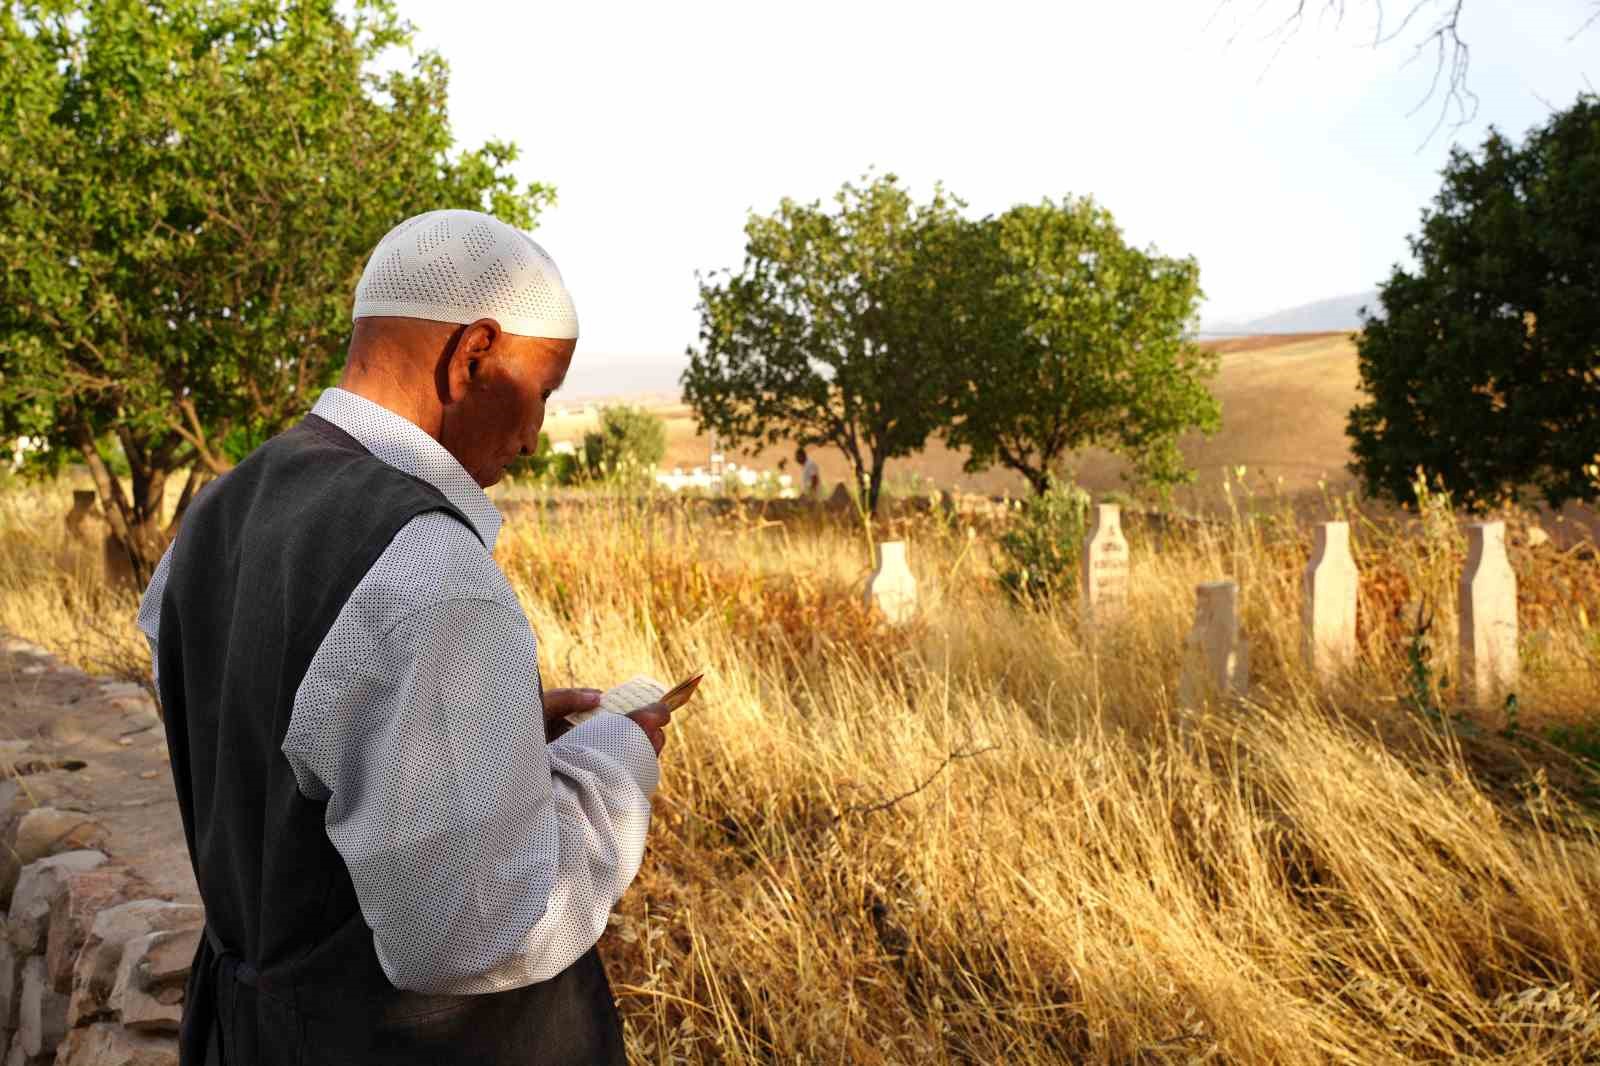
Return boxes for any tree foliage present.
[0,0,551,580]
[681,173,968,513]
[583,405,667,484]
[1347,94,1600,510]
[947,198,1219,495]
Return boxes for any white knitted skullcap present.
[352,209,578,339]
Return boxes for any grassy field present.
[7,468,1600,1062]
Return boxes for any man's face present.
[438,321,575,487]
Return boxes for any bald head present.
[340,315,575,488]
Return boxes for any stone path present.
[0,636,196,907]
[0,635,201,1064]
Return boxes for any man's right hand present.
[626,701,673,755]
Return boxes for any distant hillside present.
[567,294,1383,399]
[546,333,1368,508]
[561,352,690,400]
[1206,290,1380,336]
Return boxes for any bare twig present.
[829,744,999,825]
[1572,3,1600,42]
[1219,0,1483,143]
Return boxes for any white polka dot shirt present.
[137,387,658,994]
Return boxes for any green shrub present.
[584,405,666,484]
[995,481,1092,602]
[550,451,582,486]
[1546,720,1600,772]
[506,433,586,487]
[509,432,556,480]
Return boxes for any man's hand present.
[541,687,601,742]
[626,701,673,756]
[543,688,673,755]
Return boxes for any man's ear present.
[442,318,503,402]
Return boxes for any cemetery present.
[4,468,1600,1062]
[1,0,1596,1061]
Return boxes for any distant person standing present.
[139,209,673,1065]
[796,446,821,499]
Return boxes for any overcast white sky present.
[393,0,1594,373]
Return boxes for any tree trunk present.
[835,434,871,516]
[866,454,886,514]
[997,442,1053,495]
[1021,466,1052,495]
[72,424,172,587]
[170,464,210,528]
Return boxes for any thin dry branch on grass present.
[828,743,1000,824]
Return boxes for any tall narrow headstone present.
[1303,521,1358,679]
[865,541,917,625]
[64,491,98,540]
[1178,580,1249,706]
[1080,504,1130,625]
[1459,521,1518,707]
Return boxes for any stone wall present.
[0,639,205,1066]
[0,839,202,1065]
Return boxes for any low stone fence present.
[1,843,200,1065]
[0,639,202,1066]
[0,828,203,1065]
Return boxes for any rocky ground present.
[0,634,200,1064]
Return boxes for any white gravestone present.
[865,541,917,625]
[1303,521,1358,679]
[1459,521,1518,708]
[1080,504,1130,625]
[1179,581,1250,706]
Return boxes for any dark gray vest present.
[158,413,624,1065]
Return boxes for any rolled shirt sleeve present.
[284,592,657,994]
[273,510,657,995]
[136,542,176,690]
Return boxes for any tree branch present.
[168,464,210,534]
[168,398,232,476]
[1227,0,1483,141]
[70,417,133,546]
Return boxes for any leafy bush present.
[995,481,1092,602]
[550,452,582,486]
[583,406,666,483]
[510,432,555,479]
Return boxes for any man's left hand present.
[542,688,602,742]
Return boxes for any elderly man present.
[137,209,670,1065]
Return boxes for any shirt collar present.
[310,387,503,550]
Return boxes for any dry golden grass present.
[7,470,1600,1063]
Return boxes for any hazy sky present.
[393,0,1594,368]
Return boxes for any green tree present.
[582,405,666,484]
[0,0,552,582]
[1347,95,1600,510]
[947,197,1220,495]
[681,173,967,514]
